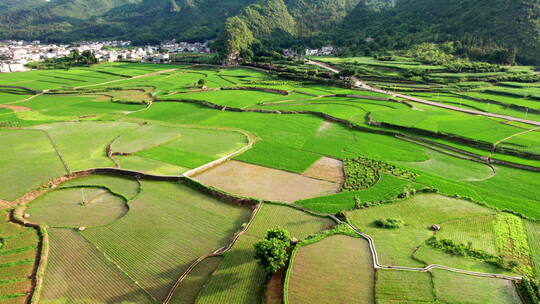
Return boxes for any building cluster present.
[160,40,211,54]
[0,39,212,73]
[304,46,336,56]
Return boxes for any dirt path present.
[74,68,178,89]
[8,89,49,104]
[493,127,540,149]
[308,60,540,127]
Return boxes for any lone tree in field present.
[253,227,291,275]
[197,79,206,88]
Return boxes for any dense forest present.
[0,0,539,64]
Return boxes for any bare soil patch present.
[0,104,30,112]
[193,160,339,203]
[303,156,344,183]
[265,268,284,304]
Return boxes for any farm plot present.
[302,156,344,183]
[375,269,436,303]
[196,203,333,304]
[0,68,124,91]
[494,213,533,275]
[432,269,521,304]
[81,180,250,302]
[286,235,374,304]
[375,269,521,304]
[41,228,152,304]
[399,150,494,181]
[60,174,140,200]
[169,256,223,304]
[0,128,67,201]
[346,194,497,268]
[34,121,140,171]
[134,127,248,170]
[0,211,38,304]
[524,221,540,277]
[297,174,417,213]
[25,187,128,228]
[18,94,144,117]
[193,160,340,203]
[162,89,303,108]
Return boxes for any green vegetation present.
[374,218,404,229]
[196,203,333,304]
[342,156,416,191]
[0,211,38,304]
[253,227,291,275]
[0,128,67,201]
[0,60,538,304]
[25,187,128,228]
[376,268,522,304]
[80,180,250,302]
[41,228,151,303]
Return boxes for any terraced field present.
[0,60,538,304]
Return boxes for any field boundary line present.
[491,127,540,157]
[162,202,263,304]
[35,129,71,174]
[77,232,158,303]
[328,215,522,281]
[73,68,178,89]
[308,60,540,127]
[182,133,256,178]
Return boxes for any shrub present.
[374,218,404,229]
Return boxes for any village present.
[0,39,212,73]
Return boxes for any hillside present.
[335,0,540,64]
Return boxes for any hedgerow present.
[426,237,507,269]
[342,157,417,191]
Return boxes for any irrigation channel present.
[308,60,540,127]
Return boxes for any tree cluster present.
[253,227,292,275]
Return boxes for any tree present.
[197,79,206,88]
[253,227,291,275]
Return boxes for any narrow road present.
[308,60,540,127]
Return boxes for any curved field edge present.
[283,225,372,304]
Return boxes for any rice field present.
[286,235,374,304]
[0,211,38,304]
[375,269,521,304]
[81,180,250,302]
[25,187,128,228]
[41,228,152,303]
[195,203,333,304]
[0,128,67,201]
[0,61,539,303]
[346,194,497,268]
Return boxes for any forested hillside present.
[335,0,540,64]
[0,0,538,64]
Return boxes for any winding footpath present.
[308,60,540,127]
[328,215,522,281]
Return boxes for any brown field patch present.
[0,104,30,112]
[193,160,339,203]
[303,156,344,183]
[287,235,375,304]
